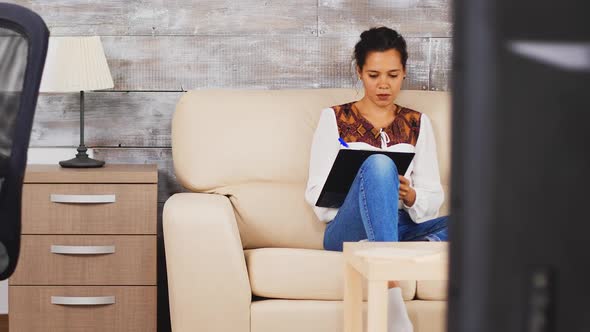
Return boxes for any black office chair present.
[0,3,49,280]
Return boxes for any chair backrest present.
[0,3,49,280]
[172,89,450,249]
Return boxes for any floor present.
[0,315,7,332]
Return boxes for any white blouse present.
[304,107,444,224]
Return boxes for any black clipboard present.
[315,149,415,208]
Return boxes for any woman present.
[305,27,449,332]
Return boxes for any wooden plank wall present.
[7,1,452,331]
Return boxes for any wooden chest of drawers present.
[9,164,158,332]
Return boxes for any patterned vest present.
[332,102,422,148]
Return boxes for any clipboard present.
[315,149,415,208]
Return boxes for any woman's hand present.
[398,176,416,207]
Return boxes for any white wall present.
[0,147,94,314]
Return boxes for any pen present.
[338,137,349,148]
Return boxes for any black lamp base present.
[59,146,105,168]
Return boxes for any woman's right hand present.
[399,175,416,207]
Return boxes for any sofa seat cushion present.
[416,280,447,300]
[251,300,446,332]
[245,248,416,301]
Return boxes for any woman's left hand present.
[398,176,416,207]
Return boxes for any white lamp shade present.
[39,36,114,92]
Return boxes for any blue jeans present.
[323,154,449,252]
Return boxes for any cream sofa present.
[163,89,451,332]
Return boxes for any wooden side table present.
[343,242,448,332]
[9,164,158,332]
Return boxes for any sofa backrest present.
[172,89,451,249]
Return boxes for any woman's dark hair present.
[354,27,408,71]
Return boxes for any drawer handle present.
[51,296,116,306]
[51,245,116,255]
[50,194,116,204]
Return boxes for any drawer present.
[22,183,157,234]
[9,286,156,332]
[10,235,156,285]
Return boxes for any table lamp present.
[39,36,114,168]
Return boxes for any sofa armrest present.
[164,193,251,332]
